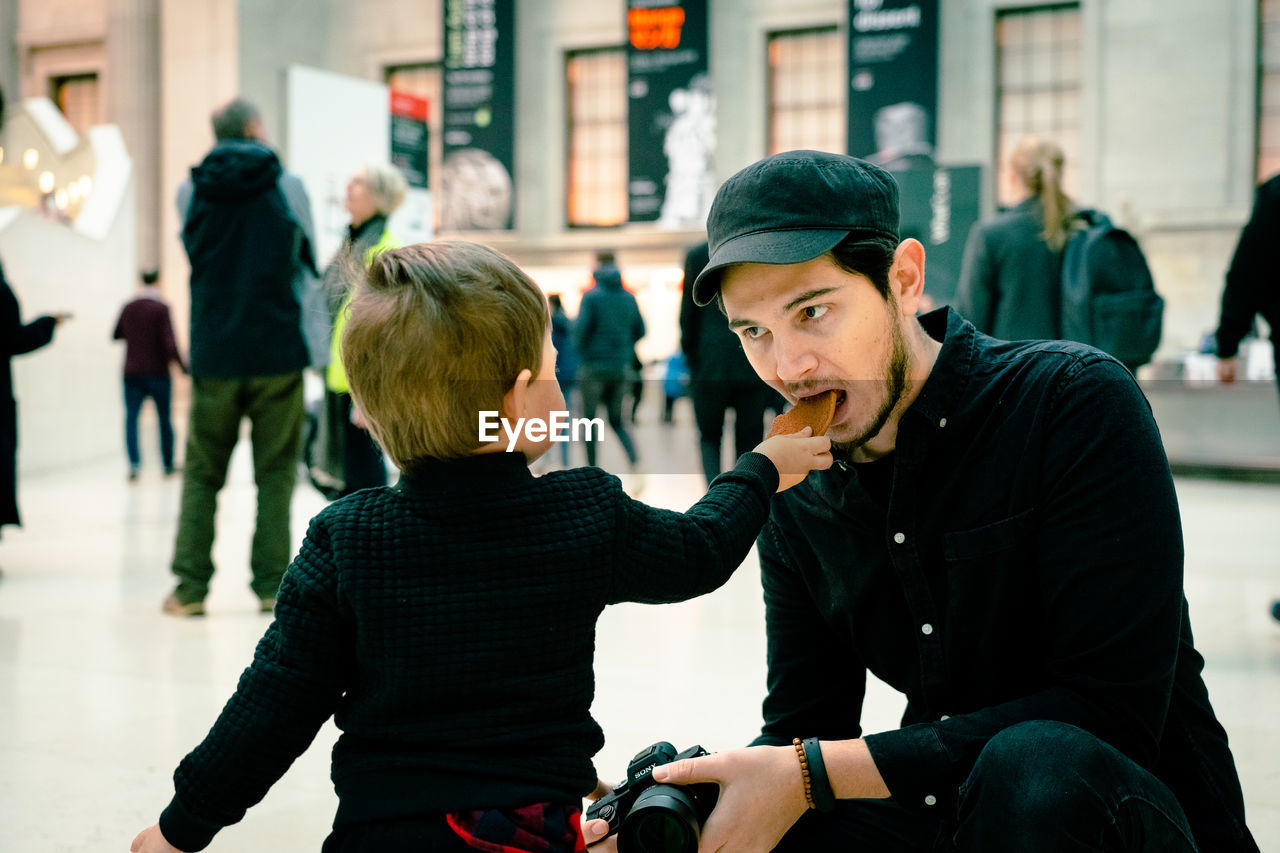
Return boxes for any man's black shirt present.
[755,308,1257,852]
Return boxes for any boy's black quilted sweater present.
[158,451,779,851]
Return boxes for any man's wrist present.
[824,738,891,800]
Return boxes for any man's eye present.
[742,326,767,340]
[802,305,829,321]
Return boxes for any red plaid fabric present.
[447,804,586,853]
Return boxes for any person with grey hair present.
[164,96,319,617]
[308,163,407,498]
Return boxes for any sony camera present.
[586,742,718,853]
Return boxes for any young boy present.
[130,241,831,853]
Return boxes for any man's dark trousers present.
[124,374,175,471]
[774,722,1199,852]
[171,372,304,604]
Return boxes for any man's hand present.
[130,824,185,853]
[1217,356,1238,384]
[650,745,809,853]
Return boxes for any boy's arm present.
[131,824,184,853]
[604,452,778,606]
[151,520,354,852]
[606,430,829,605]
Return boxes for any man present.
[164,97,318,616]
[112,269,186,480]
[584,150,1258,851]
[679,239,777,485]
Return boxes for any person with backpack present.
[955,137,1075,343]
[956,137,1163,373]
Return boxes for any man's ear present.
[501,368,534,420]
[890,238,927,316]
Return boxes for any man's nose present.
[773,334,818,383]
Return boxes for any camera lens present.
[628,811,695,853]
[618,786,703,853]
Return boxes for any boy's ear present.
[502,368,534,419]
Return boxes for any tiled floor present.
[0,400,1277,851]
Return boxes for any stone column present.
[108,0,162,270]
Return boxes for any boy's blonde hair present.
[342,241,548,470]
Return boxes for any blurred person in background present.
[547,293,578,467]
[954,136,1075,342]
[165,96,317,617]
[679,239,776,486]
[1214,172,1280,395]
[574,250,644,478]
[308,162,405,499]
[112,268,187,481]
[1212,171,1280,624]
[0,84,71,566]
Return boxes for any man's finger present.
[652,754,720,785]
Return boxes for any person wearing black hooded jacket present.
[164,97,318,617]
[573,251,644,472]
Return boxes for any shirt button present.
[939,417,948,428]
[921,623,934,636]
[893,532,906,544]
[940,714,951,721]
[924,795,937,806]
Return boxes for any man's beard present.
[832,314,911,460]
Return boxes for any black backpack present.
[1059,209,1164,368]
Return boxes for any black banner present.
[626,0,713,226]
[893,165,981,308]
[441,0,516,230]
[390,90,429,189]
[847,0,938,171]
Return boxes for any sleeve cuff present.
[724,451,781,495]
[158,794,224,852]
[863,724,955,812]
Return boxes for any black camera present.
[586,742,718,853]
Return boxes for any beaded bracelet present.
[791,737,816,810]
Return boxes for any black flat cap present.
[693,150,901,305]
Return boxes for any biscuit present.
[766,390,839,438]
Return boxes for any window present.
[50,73,101,138]
[1259,0,1280,179]
[767,28,843,156]
[994,5,1082,206]
[566,47,627,227]
[385,62,443,227]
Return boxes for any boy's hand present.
[753,427,833,492]
[583,778,619,850]
[130,824,185,853]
